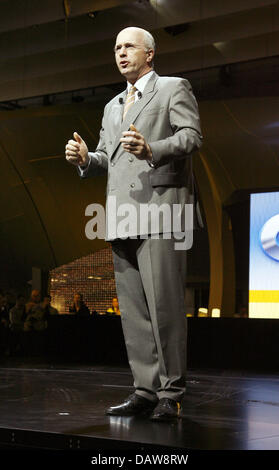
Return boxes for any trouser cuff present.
[135,391,158,403]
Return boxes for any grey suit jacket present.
[79,72,203,241]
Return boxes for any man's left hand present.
[120,127,152,161]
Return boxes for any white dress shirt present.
[127,70,154,102]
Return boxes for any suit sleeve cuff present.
[77,153,92,176]
[146,145,157,168]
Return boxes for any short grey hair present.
[137,28,156,67]
[142,30,156,53]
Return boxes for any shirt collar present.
[127,70,154,95]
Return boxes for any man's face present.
[74,294,82,303]
[31,290,40,303]
[114,29,153,84]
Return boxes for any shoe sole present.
[150,414,181,422]
[105,406,156,417]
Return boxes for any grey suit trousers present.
[111,236,187,402]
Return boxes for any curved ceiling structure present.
[0,0,278,102]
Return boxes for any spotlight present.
[88,11,98,19]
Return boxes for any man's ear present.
[147,49,155,64]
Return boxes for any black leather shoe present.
[106,393,158,416]
[150,398,182,421]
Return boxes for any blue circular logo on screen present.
[260,214,279,261]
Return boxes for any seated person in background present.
[24,289,47,332]
[41,295,59,318]
[9,294,27,353]
[0,292,10,327]
[6,292,15,310]
[0,292,11,354]
[9,294,27,331]
[106,297,121,316]
[25,289,41,315]
[69,292,90,316]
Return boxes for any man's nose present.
[119,47,127,56]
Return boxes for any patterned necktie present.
[123,85,137,120]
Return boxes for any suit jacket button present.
[128,156,134,162]
[111,161,115,166]
[130,183,135,188]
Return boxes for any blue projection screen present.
[249,191,279,318]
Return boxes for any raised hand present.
[120,124,152,161]
[65,132,89,168]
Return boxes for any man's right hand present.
[65,132,89,168]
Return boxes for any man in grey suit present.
[65,27,202,421]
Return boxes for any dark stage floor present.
[0,358,279,451]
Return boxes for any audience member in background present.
[9,294,27,354]
[69,292,90,316]
[9,294,27,330]
[24,289,47,332]
[41,295,59,319]
[106,297,121,316]
[5,292,15,312]
[25,289,41,316]
[0,292,10,327]
[23,290,49,356]
[0,292,11,355]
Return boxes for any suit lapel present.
[110,72,159,160]
[110,90,126,136]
